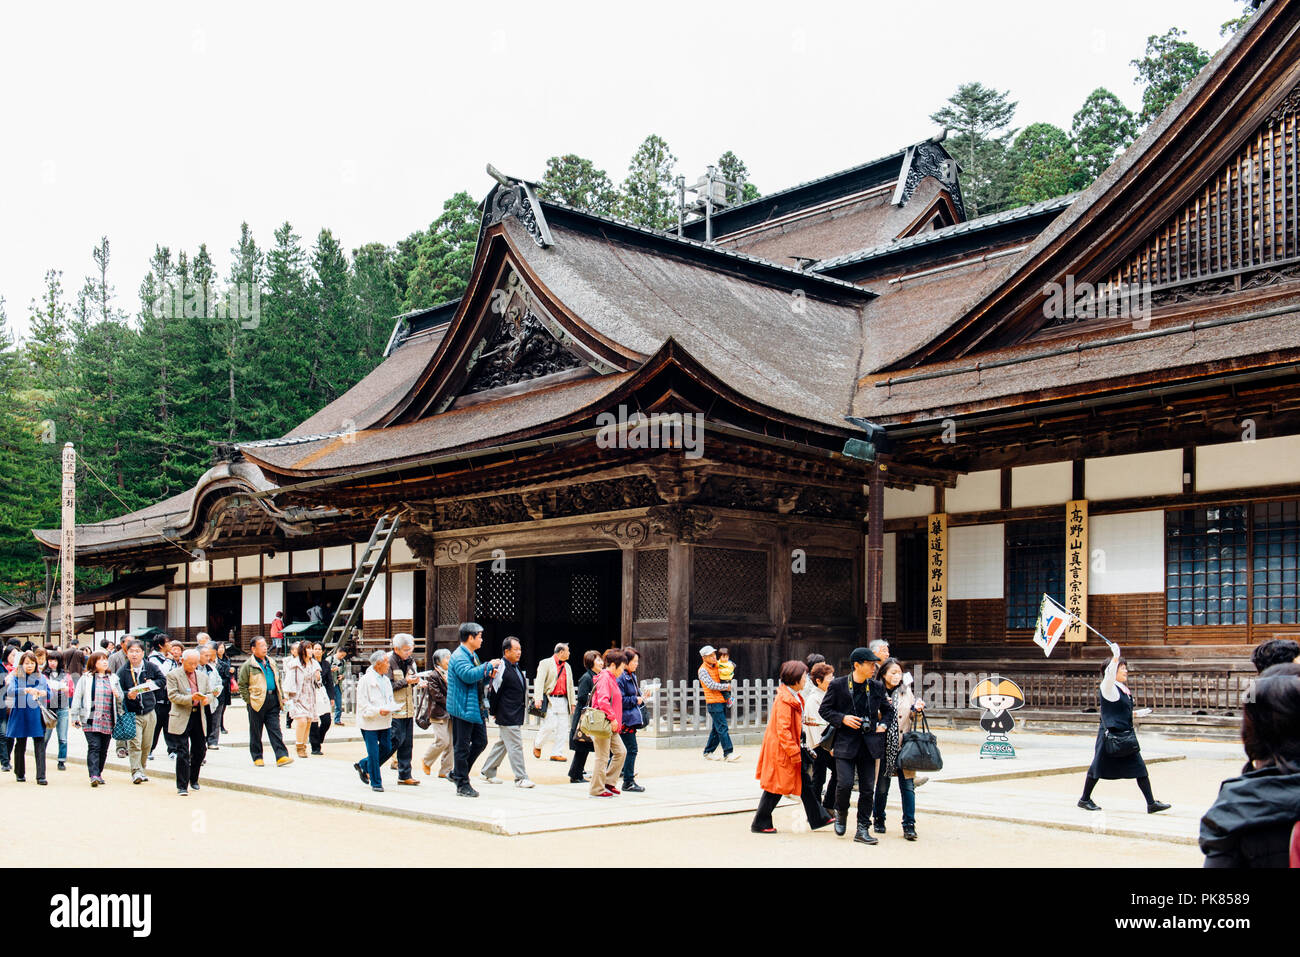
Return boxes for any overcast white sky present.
[0,1,1236,339]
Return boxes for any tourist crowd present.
[2,629,1296,865]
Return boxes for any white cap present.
[699,645,716,657]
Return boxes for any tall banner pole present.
[60,442,75,646]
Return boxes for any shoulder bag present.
[578,706,612,738]
[111,708,137,742]
[898,710,943,772]
[1102,726,1139,758]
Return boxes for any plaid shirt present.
[89,675,115,735]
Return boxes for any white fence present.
[336,667,777,739]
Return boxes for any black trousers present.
[391,716,414,780]
[568,735,593,780]
[151,702,170,754]
[0,710,12,767]
[174,709,207,790]
[85,730,110,779]
[12,735,47,781]
[247,692,288,762]
[451,716,487,785]
[753,764,829,831]
[834,748,879,828]
[308,712,332,752]
[810,748,837,809]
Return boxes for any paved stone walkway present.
[55,713,1224,839]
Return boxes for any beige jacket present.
[533,655,576,709]
[166,667,214,736]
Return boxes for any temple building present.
[34,1,1300,694]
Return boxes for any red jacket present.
[756,683,804,796]
[591,669,623,734]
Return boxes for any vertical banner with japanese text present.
[1065,499,1088,641]
[927,512,947,644]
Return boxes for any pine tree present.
[1131,28,1210,126]
[403,192,480,311]
[716,151,760,204]
[352,242,402,361]
[1006,123,1080,205]
[257,222,314,435]
[930,83,1018,216]
[222,222,266,441]
[618,134,678,229]
[310,228,362,404]
[537,154,618,214]
[1071,88,1138,188]
[0,297,60,602]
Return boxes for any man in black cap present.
[819,647,894,844]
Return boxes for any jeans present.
[359,728,395,789]
[482,724,528,781]
[834,749,878,829]
[247,692,289,762]
[44,707,70,762]
[174,709,207,791]
[0,709,11,768]
[391,716,414,780]
[421,717,453,775]
[309,712,332,752]
[704,703,733,755]
[332,685,343,723]
[620,729,639,784]
[12,736,47,781]
[85,730,110,779]
[590,731,626,795]
[451,716,488,785]
[128,709,158,775]
[533,696,571,758]
[872,766,916,829]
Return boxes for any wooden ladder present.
[322,515,400,653]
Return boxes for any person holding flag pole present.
[1031,594,1171,814]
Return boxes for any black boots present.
[1077,798,1101,811]
[1147,800,1171,814]
[902,825,918,841]
[833,810,847,836]
[854,825,879,845]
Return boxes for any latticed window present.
[1005,520,1065,629]
[636,550,668,620]
[792,555,854,622]
[1166,507,1248,627]
[436,565,460,626]
[570,573,600,624]
[474,563,519,622]
[1254,500,1300,625]
[693,547,767,617]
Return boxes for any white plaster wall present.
[946,470,1000,513]
[948,524,1004,599]
[884,485,934,519]
[1088,510,1165,594]
[1086,449,1182,501]
[1196,435,1300,492]
[1011,461,1072,508]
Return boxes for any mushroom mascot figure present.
[971,676,1025,759]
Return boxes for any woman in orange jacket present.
[752,660,838,834]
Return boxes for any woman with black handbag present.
[1078,649,1170,813]
[873,658,924,840]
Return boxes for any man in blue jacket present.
[447,622,500,798]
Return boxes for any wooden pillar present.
[424,561,436,653]
[667,541,691,681]
[865,466,885,646]
[620,549,635,648]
